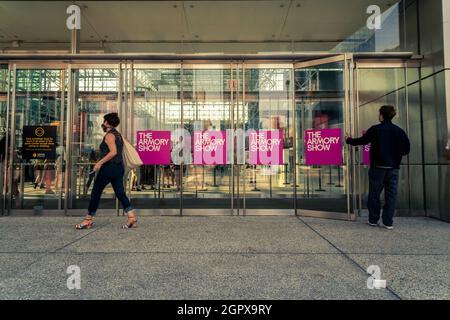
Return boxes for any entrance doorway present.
[0,53,419,219]
[124,57,352,218]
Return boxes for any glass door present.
[294,55,354,220]
[241,64,295,214]
[65,65,121,213]
[181,63,238,214]
[128,64,182,215]
[0,65,9,215]
[7,66,67,213]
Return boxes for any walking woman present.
[75,113,137,230]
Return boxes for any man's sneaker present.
[367,221,379,227]
[380,223,394,230]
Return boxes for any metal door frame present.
[125,61,183,216]
[179,62,239,216]
[239,62,296,216]
[293,54,356,221]
[5,63,68,215]
[64,63,122,216]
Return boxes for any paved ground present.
[0,215,449,300]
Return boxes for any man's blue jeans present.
[88,162,133,216]
[367,167,400,227]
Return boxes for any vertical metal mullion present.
[124,62,129,140]
[291,64,297,216]
[344,54,350,221]
[130,63,135,142]
[355,64,362,217]
[344,54,353,221]
[0,65,3,212]
[64,66,74,214]
[117,63,123,216]
[4,64,15,215]
[125,62,132,198]
[300,96,306,200]
[242,62,246,216]
[58,69,65,211]
[404,65,412,214]
[129,63,135,206]
[180,62,184,216]
[349,54,357,220]
[236,63,239,216]
[1,64,10,214]
[7,65,17,214]
[230,62,234,215]
[235,63,240,216]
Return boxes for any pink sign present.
[136,130,171,165]
[362,130,371,166]
[249,130,284,165]
[193,131,227,165]
[305,128,343,165]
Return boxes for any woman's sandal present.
[122,215,138,229]
[75,217,94,230]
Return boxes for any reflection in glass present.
[0,66,9,211]
[295,62,347,213]
[130,69,181,210]
[11,69,66,210]
[69,69,119,210]
[244,68,294,210]
[357,67,414,212]
[182,68,234,210]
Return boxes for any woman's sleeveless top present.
[99,128,123,164]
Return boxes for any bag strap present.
[109,128,124,144]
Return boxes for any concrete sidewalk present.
[0,215,449,300]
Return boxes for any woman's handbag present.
[121,136,143,169]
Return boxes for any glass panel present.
[333,1,405,52]
[295,61,347,213]
[11,69,66,210]
[424,165,450,220]
[0,66,8,154]
[130,68,181,211]
[68,68,119,211]
[421,72,447,164]
[356,67,422,213]
[0,65,8,212]
[181,66,234,211]
[243,67,294,210]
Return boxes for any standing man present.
[346,105,410,230]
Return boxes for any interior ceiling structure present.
[0,0,398,53]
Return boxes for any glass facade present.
[0,57,418,219]
[2,56,353,214]
[356,66,424,215]
[0,0,448,222]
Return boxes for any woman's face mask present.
[101,122,109,132]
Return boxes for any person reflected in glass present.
[33,159,45,189]
[148,165,156,190]
[55,142,65,192]
[43,159,55,194]
[76,113,137,230]
[84,148,97,194]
